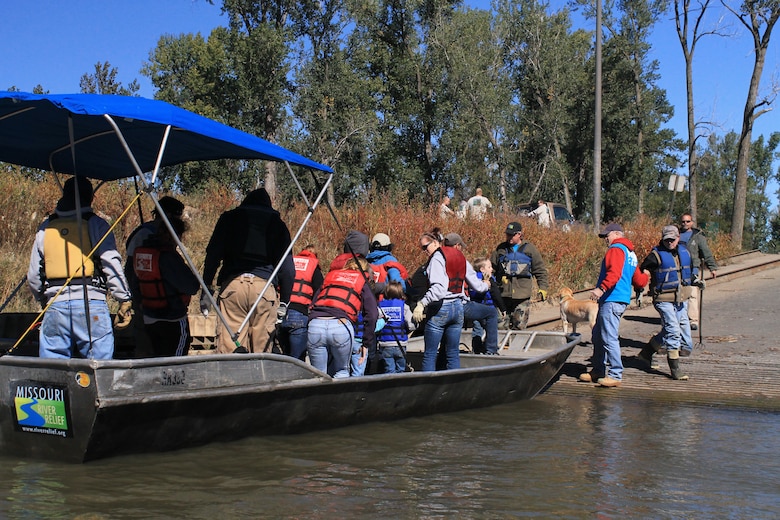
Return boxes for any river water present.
[2,394,778,519]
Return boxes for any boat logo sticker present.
[75,372,91,388]
[11,380,72,438]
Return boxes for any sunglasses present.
[420,243,432,251]
[681,220,692,223]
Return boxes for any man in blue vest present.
[580,223,648,387]
[638,225,695,381]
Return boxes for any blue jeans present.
[591,301,626,380]
[280,308,309,361]
[422,299,464,371]
[350,338,367,376]
[380,345,407,373]
[40,299,114,360]
[465,301,499,354]
[653,301,692,352]
[307,318,354,378]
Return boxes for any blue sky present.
[3,0,778,205]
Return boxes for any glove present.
[412,302,425,323]
[113,301,133,330]
[276,302,289,323]
[200,287,215,317]
[693,277,706,289]
[538,289,547,301]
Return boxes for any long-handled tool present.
[695,284,705,349]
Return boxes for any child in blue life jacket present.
[377,282,417,373]
[469,258,507,353]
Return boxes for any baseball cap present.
[444,232,467,248]
[505,222,522,234]
[662,225,680,240]
[371,233,391,247]
[598,223,623,237]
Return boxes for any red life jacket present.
[313,269,366,322]
[439,246,467,295]
[371,260,409,285]
[290,250,319,306]
[134,246,191,310]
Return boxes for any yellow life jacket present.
[43,214,96,281]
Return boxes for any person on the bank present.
[679,213,717,331]
[279,244,323,361]
[27,176,133,359]
[201,188,294,354]
[307,257,378,378]
[415,228,466,371]
[132,216,199,357]
[579,223,647,388]
[527,199,551,228]
[466,187,493,220]
[490,221,549,330]
[637,225,695,381]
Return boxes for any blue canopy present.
[0,91,333,181]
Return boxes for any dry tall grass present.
[0,173,739,312]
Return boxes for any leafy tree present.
[79,62,140,96]
[723,0,780,247]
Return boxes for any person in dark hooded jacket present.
[201,188,294,354]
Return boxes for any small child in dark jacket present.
[377,282,417,373]
[470,258,508,351]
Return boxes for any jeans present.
[591,301,626,380]
[381,345,407,373]
[307,318,354,378]
[654,301,692,352]
[350,338,368,376]
[422,299,464,371]
[464,301,499,354]
[40,299,114,360]
[280,308,309,361]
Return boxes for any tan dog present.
[559,287,598,334]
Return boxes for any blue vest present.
[378,298,408,344]
[597,242,637,304]
[469,272,496,307]
[652,245,693,293]
[499,244,532,278]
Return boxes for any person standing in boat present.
[490,221,549,330]
[201,188,294,354]
[377,281,416,373]
[131,216,200,357]
[124,195,185,357]
[414,228,466,371]
[27,175,133,360]
[278,244,323,361]
[307,257,378,378]
[367,232,408,291]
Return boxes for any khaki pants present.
[216,275,278,353]
[688,285,700,325]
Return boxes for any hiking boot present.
[579,371,604,383]
[597,377,622,388]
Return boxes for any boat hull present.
[0,331,578,462]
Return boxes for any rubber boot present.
[637,335,661,369]
[667,350,689,381]
[471,336,485,354]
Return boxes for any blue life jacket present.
[652,245,693,293]
[469,272,496,307]
[377,298,408,344]
[596,242,637,304]
[499,244,532,278]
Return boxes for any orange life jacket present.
[313,269,366,322]
[290,250,319,307]
[134,246,191,310]
[371,260,409,285]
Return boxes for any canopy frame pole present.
[101,115,238,343]
[235,165,334,340]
